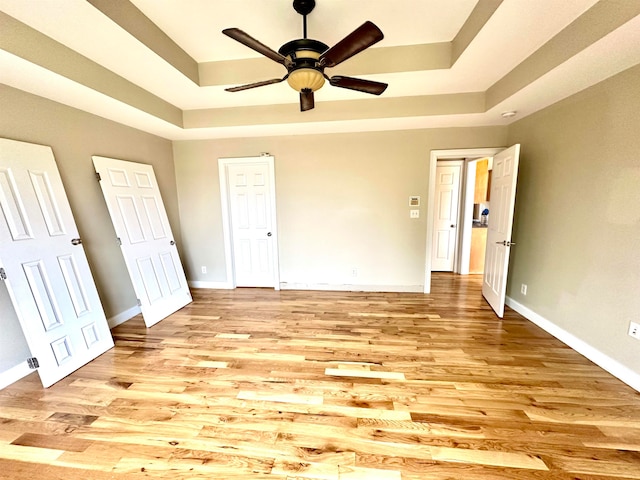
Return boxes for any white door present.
[431,162,462,271]
[482,144,521,317]
[92,156,191,327]
[220,157,279,288]
[0,138,113,387]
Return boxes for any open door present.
[92,157,191,327]
[482,144,520,317]
[0,139,114,387]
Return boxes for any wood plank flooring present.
[1,273,639,479]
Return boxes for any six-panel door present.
[0,139,114,387]
[92,156,191,327]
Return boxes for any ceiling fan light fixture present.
[287,68,325,92]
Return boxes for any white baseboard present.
[107,305,141,329]
[0,361,32,390]
[188,280,233,289]
[506,296,640,392]
[279,282,424,293]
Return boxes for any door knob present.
[71,238,82,245]
[267,232,272,237]
[170,240,175,245]
[450,224,455,228]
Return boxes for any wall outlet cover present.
[629,321,640,340]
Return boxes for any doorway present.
[424,148,503,293]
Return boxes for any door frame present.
[424,147,503,293]
[218,156,280,290]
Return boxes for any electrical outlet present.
[201,266,207,274]
[629,321,640,340]
[351,268,358,277]
[521,284,527,295]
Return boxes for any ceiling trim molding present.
[86,0,199,85]
[0,11,183,128]
[452,0,503,64]
[183,93,486,129]
[486,0,640,109]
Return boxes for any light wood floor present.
[1,274,639,479]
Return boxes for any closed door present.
[431,162,462,271]
[92,156,191,327]
[221,158,279,288]
[482,144,520,317]
[0,138,113,387]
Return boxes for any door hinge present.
[0,268,6,281]
[95,172,101,181]
[117,237,122,246]
[137,299,142,306]
[27,357,39,369]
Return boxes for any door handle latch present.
[496,240,516,246]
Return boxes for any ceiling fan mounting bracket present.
[293,0,316,17]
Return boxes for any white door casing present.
[219,156,279,289]
[431,162,462,272]
[92,156,191,327]
[482,144,521,317]
[0,138,114,387]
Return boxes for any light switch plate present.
[410,210,420,218]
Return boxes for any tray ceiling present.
[1,0,639,139]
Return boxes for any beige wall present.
[506,64,640,373]
[173,127,508,288]
[0,281,30,372]
[0,85,180,320]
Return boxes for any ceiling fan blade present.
[300,89,315,111]
[329,76,388,95]
[222,28,286,65]
[320,21,384,68]
[225,77,285,92]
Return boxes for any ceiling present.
[1,0,640,140]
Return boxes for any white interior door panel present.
[92,156,191,327]
[431,163,462,272]
[482,144,521,317]
[0,138,113,387]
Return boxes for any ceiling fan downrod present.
[293,0,316,39]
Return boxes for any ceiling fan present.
[222,0,388,111]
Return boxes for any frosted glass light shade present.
[287,68,325,92]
